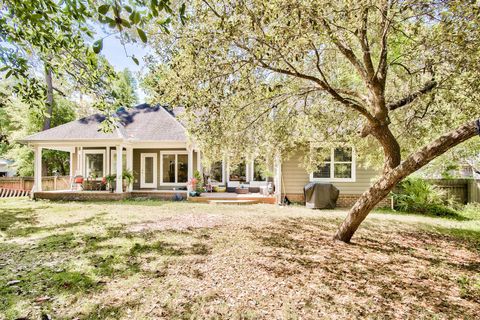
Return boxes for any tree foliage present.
[0,82,76,175]
[145,0,479,164]
[0,0,184,116]
[112,68,139,108]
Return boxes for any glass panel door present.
[177,154,188,183]
[140,153,157,188]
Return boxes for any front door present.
[140,153,157,188]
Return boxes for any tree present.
[1,0,184,119]
[112,69,139,108]
[0,81,76,176]
[144,0,480,242]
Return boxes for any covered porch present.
[30,140,200,195]
[30,141,282,203]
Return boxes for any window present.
[229,162,247,183]
[209,161,224,184]
[84,150,105,179]
[110,150,126,174]
[252,158,267,181]
[160,151,189,185]
[310,147,355,182]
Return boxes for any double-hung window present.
[310,147,355,182]
[160,151,189,185]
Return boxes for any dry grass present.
[0,198,479,319]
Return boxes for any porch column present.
[223,157,228,185]
[274,153,282,204]
[33,146,42,192]
[106,146,110,175]
[69,149,74,178]
[196,150,202,173]
[77,146,83,176]
[126,147,133,192]
[115,145,123,193]
[188,147,194,180]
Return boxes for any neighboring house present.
[461,161,480,180]
[22,104,385,206]
[0,159,16,177]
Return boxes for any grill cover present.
[303,183,339,209]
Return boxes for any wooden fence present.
[467,180,480,203]
[0,176,71,198]
[427,179,480,204]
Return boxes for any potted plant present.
[105,170,134,192]
[122,170,134,192]
[105,174,116,192]
[187,177,198,196]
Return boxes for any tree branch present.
[255,58,375,121]
[358,6,375,80]
[310,42,373,116]
[375,1,393,85]
[202,0,222,18]
[334,118,479,242]
[321,18,368,82]
[387,80,437,111]
[53,86,65,96]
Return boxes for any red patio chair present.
[71,175,84,191]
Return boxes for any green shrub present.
[393,177,459,217]
[460,203,480,220]
[193,169,204,192]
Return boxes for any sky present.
[101,34,150,102]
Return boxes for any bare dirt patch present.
[127,213,225,233]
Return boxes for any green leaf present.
[124,5,133,13]
[5,70,12,79]
[98,4,110,15]
[137,28,147,43]
[31,14,43,21]
[132,56,139,65]
[93,39,103,54]
[130,11,141,24]
[180,3,186,16]
[121,19,131,28]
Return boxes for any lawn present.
[0,198,479,319]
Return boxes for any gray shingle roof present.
[23,104,187,142]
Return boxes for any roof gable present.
[23,104,187,142]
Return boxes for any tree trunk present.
[371,124,401,173]
[334,120,479,243]
[43,66,54,131]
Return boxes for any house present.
[0,159,16,177]
[22,104,387,206]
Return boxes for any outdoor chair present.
[71,175,84,191]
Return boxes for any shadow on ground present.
[0,215,214,319]
[250,217,480,318]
